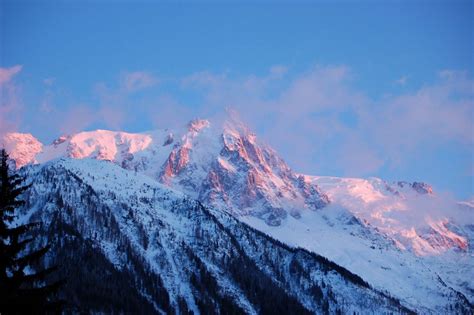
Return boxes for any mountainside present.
[3,116,474,313]
[307,176,470,256]
[16,158,415,314]
[242,177,474,312]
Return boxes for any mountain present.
[17,158,413,314]
[3,116,473,313]
[4,117,330,226]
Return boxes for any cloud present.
[40,97,54,113]
[363,70,473,166]
[269,65,288,79]
[58,105,97,135]
[181,65,372,173]
[179,65,473,178]
[182,65,290,105]
[72,71,161,132]
[335,134,384,176]
[43,77,55,86]
[0,65,22,85]
[395,75,408,85]
[120,71,158,92]
[7,64,472,188]
[99,106,126,131]
[0,65,23,138]
[148,94,195,129]
[276,65,364,115]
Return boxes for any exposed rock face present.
[411,182,434,194]
[196,120,330,224]
[161,145,190,180]
[52,135,69,146]
[417,220,469,253]
[396,181,433,195]
[163,133,174,146]
[298,175,331,210]
[154,118,330,225]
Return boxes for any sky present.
[0,0,473,198]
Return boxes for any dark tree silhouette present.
[0,149,63,314]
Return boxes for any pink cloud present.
[180,65,473,177]
[277,65,360,114]
[99,106,126,130]
[7,64,471,181]
[148,94,194,129]
[336,135,384,176]
[0,65,24,138]
[58,105,97,135]
[361,70,474,166]
[182,65,288,104]
[0,65,22,85]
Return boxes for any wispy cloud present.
[6,65,473,186]
[395,75,408,85]
[366,71,473,166]
[0,65,23,137]
[269,65,288,79]
[58,105,97,135]
[43,77,55,86]
[120,71,158,92]
[74,70,161,131]
[0,65,22,85]
[179,65,473,178]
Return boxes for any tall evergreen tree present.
[0,149,63,314]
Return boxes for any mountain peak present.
[187,118,210,133]
[221,108,252,136]
[2,132,43,168]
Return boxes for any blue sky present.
[1,0,473,198]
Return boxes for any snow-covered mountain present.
[4,116,330,226]
[3,116,473,313]
[17,158,413,314]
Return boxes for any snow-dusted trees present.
[0,149,63,313]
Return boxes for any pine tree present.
[0,149,63,314]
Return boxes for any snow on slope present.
[293,175,474,306]
[307,176,470,256]
[242,202,473,312]
[18,158,416,314]
[2,133,43,168]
